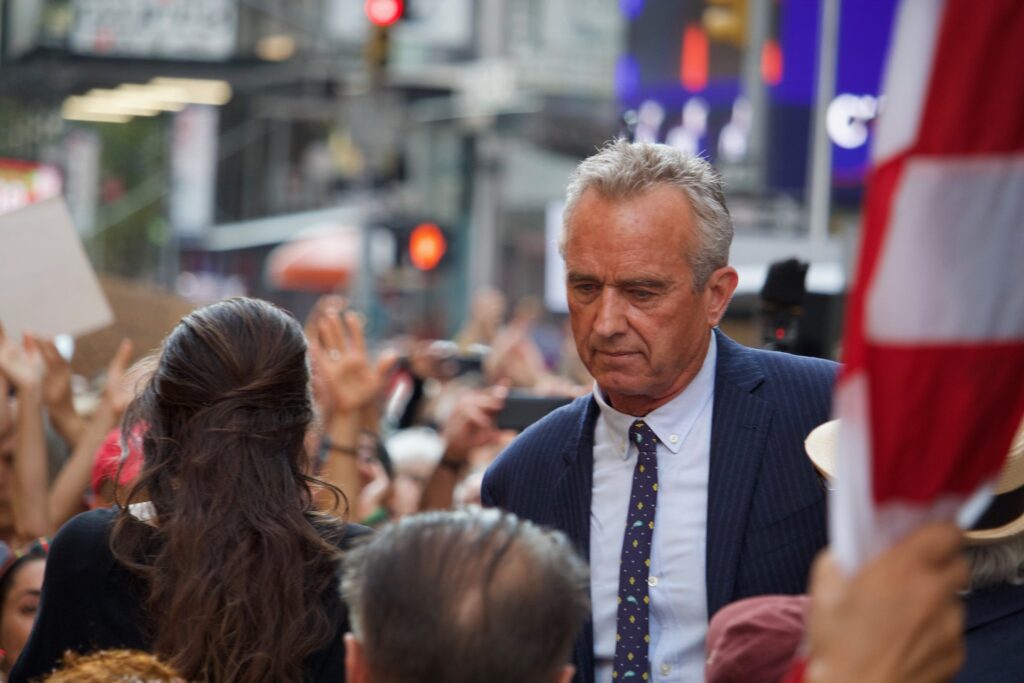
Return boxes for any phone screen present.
[494,393,573,431]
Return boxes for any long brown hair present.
[111,298,344,682]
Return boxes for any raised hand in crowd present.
[37,340,85,449]
[0,329,45,394]
[484,317,586,397]
[0,327,49,543]
[802,522,969,683]
[485,320,548,389]
[0,329,135,541]
[420,385,507,512]
[47,339,133,526]
[309,307,397,515]
[304,294,347,418]
[453,288,506,350]
[313,309,397,415]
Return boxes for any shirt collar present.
[593,330,717,460]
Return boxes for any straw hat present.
[804,418,1024,545]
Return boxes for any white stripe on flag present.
[871,0,946,163]
[831,373,877,570]
[866,155,1024,341]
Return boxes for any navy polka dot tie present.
[612,419,659,681]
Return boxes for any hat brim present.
[804,418,1024,545]
[804,419,838,480]
[965,514,1024,546]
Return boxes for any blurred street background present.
[0,0,896,373]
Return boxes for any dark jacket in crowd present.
[11,507,370,682]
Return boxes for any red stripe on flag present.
[868,344,1024,502]
[916,0,1024,155]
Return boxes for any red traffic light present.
[409,223,446,270]
[365,0,404,27]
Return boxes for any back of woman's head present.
[129,297,314,511]
[112,298,344,683]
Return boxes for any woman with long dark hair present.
[11,298,368,682]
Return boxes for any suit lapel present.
[705,331,771,616]
[551,395,598,557]
[551,396,599,683]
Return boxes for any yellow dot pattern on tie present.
[613,419,660,682]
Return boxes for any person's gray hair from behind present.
[561,139,733,290]
[341,507,589,683]
[965,535,1024,590]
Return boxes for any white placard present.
[0,198,113,340]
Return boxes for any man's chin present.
[590,371,648,397]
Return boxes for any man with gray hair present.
[341,508,590,683]
[483,140,837,683]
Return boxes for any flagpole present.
[807,0,841,249]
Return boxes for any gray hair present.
[561,139,733,290]
[965,534,1024,590]
[341,508,590,683]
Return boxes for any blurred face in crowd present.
[391,459,434,519]
[563,186,736,416]
[0,558,45,672]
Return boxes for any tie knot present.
[629,420,658,448]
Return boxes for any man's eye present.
[630,290,654,300]
[574,284,597,295]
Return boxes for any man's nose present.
[592,289,628,338]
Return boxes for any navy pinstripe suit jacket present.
[481,330,837,683]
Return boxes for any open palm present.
[311,310,396,414]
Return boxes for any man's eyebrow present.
[565,273,672,290]
[617,278,670,290]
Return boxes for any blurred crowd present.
[0,285,592,681]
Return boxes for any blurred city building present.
[0,0,901,358]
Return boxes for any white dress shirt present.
[591,334,716,683]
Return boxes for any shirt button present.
[669,434,679,444]
[647,576,658,587]
[660,663,672,676]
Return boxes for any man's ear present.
[703,266,739,327]
[345,633,370,683]
[553,664,576,683]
